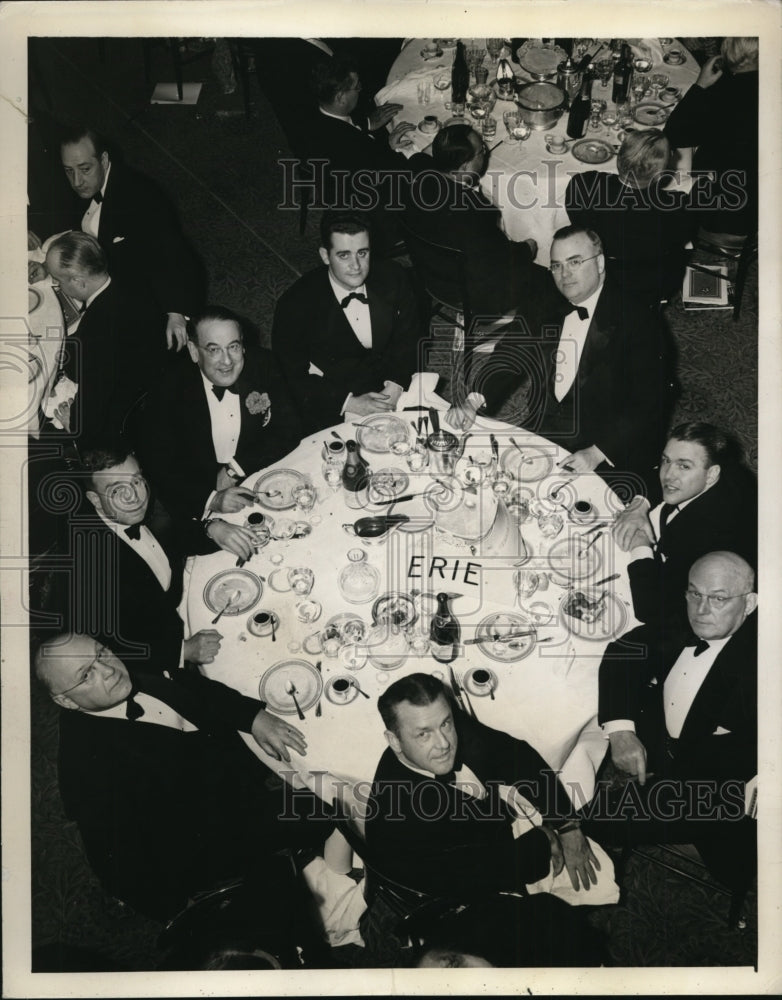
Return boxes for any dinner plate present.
[253,468,307,510]
[663,49,686,65]
[464,666,499,697]
[367,467,409,503]
[420,47,444,60]
[559,590,628,641]
[634,102,669,126]
[203,568,263,615]
[547,536,603,584]
[28,287,43,314]
[473,612,537,662]
[355,413,410,453]
[500,444,554,482]
[571,138,615,164]
[26,352,43,384]
[259,659,323,715]
[267,568,292,593]
[324,676,360,706]
[372,592,418,628]
[517,40,567,79]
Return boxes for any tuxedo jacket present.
[478,277,670,479]
[57,667,272,918]
[404,161,544,319]
[75,159,203,318]
[598,615,757,784]
[628,472,757,631]
[364,708,576,897]
[141,348,302,519]
[272,261,421,435]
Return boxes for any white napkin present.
[626,38,664,66]
[375,64,445,106]
[526,838,620,907]
[301,857,367,948]
[43,374,78,429]
[395,371,450,412]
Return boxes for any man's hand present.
[183,628,223,664]
[368,102,403,130]
[559,445,606,473]
[28,230,42,252]
[558,828,600,891]
[696,55,724,89]
[215,465,238,492]
[609,730,648,785]
[523,237,538,260]
[388,121,416,151]
[28,259,47,284]
[251,709,307,763]
[53,398,73,432]
[613,498,654,551]
[165,312,188,351]
[349,391,396,416]
[209,486,256,514]
[206,519,257,560]
[445,400,479,432]
[540,824,564,877]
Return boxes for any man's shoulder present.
[276,267,330,304]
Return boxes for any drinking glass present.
[406,442,429,472]
[491,470,513,497]
[512,121,532,142]
[503,109,520,142]
[322,456,344,492]
[648,72,669,100]
[292,481,316,515]
[475,66,489,85]
[486,38,503,62]
[482,115,497,140]
[417,79,432,104]
[434,71,451,94]
[288,566,315,596]
[596,58,614,88]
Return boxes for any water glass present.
[406,442,429,472]
[503,110,520,141]
[486,38,503,61]
[491,470,513,497]
[417,79,432,104]
[596,58,614,88]
[475,66,489,85]
[288,566,314,596]
[292,482,316,514]
[537,510,564,538]
[450,101,465,117]
[434,71,451,94]
[512,122,532,142]
[482,115,497,140]
[322,456,344,492]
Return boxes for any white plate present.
[367,467,409,503]
[473,612,536,662]
[203,569,263,615]
[253,468,308,510]
[259,659,323,715]
[355,413,410,453]
[559,590,628,641]
[501,444,554,482]
[571,138,615,164]
[547,536,603,584]
[633,102,669,126]
[517,40,567,78]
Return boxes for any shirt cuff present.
[593,446,612,468]
[630,545,655,562]
[340,393,353,416]
[601,719,636,737]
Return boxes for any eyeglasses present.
[684,588,752,610]
[100,474,149,508]
[549,254,601,274]
[52,646,107,696]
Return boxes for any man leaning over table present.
[34,632,308,920]
[140,305,301,523]
[612,421,757,633]
[272,211,422,436]
[364,673,601,898]
[446,225,670,490]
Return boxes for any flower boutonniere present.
[246,391,271,425]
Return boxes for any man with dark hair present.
[58,124,203,351]
[594,552,757,895]
[613,421,757,630]
[141,305,301,520]
[404,123,545,322]
[35,632,307,919]
[44,231,160,447]
[365,673,599,898]
[271,212,421,434]
[447,225,670,488]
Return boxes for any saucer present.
[325,676,360,705]
[545,142,568,156]
[464,666,498,698]
[247,609,280,637]
[663,50,686,65]
[418,119,441,135]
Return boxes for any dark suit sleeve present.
[235,349,302,473]
[136,668,264,735]
[370,262,421,390]
[664,84,712,150]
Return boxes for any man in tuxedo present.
[59,125,202,351]
[272,212,421,435]
[405,124,547,322]
[35,632,308,919]
[446,225,669,486]
[63,447,257,674]
[612,421,757,631]
[364,673,599,898]
[44,231,163,447]
[592,551,757,891]
[141,305,301,521]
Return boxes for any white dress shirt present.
[554,281,604,402]
[663,636,730,738]
[202,371,241,464]
[81,162,111,238]
[329,273,372,348]
[97,508,172,592]
[88,690,197,731]
[629,482,717,563]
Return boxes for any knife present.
[429,407,440,433]
[315,660,322,717]
[489,433,499,461]
[464,631,536,645]
[448,664,467,713]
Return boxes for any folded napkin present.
[301,857,367,948]
[526,838,620,907]
[395,371,450,412]
[375,65,444,107]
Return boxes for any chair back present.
[398,218,471,322]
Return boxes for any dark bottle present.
[451,40,470,105]
[566,70,593,139]
[430,592,461,664]
[342,440,370,510]
[611,43,632,104]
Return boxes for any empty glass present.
[503,110,520,142]
[596,58,614,88]
[292,481,316,515]
[288,566,314,596]
[482,115,497,139]
[322,456,344,492]
[486,38,503,62]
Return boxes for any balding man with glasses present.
[447,225,671,490]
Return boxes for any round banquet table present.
[185,410,641,810]
[378,38,700,265]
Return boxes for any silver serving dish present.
[515,82,566,130]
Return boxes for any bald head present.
[35,633,132,711]
[686,552,757,641]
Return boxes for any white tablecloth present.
[379,38,699,265]
[26,275,66,438]
[185,393,640,809]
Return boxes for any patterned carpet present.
[28,37,758,972]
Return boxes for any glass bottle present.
[566,69,593,138]
[451,41,470,105]
[342,439,369,510]
[611,43,632,105]
[429,591,461,664]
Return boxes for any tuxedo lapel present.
[366,273,392,352]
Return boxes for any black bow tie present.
[341,292,368,308]
[686,638,710,657]
[92,190,103,204]
[125,685,145,721]
[658,502,679,538]
[212,383,239,401]
[566,303,589,321]
[124,523,142,541]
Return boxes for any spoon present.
[509,437,530,462]
[331,429,344,441]
[256,489,282,499]
[271,616,276,643]
[314,661,322,717]
[285,680,306,720]
[350,678,371,700]
[581,530,603,554]
[551,477,576,500]
[211,588,241,625]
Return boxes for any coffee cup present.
[570,499,595,524]
[471,668,493,693]
[421,115,439,133]
[247,610,278,637]
[331,677,352,702]
[545,134,567,154]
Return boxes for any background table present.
[379,38,699,265]
[186,412,641,811]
